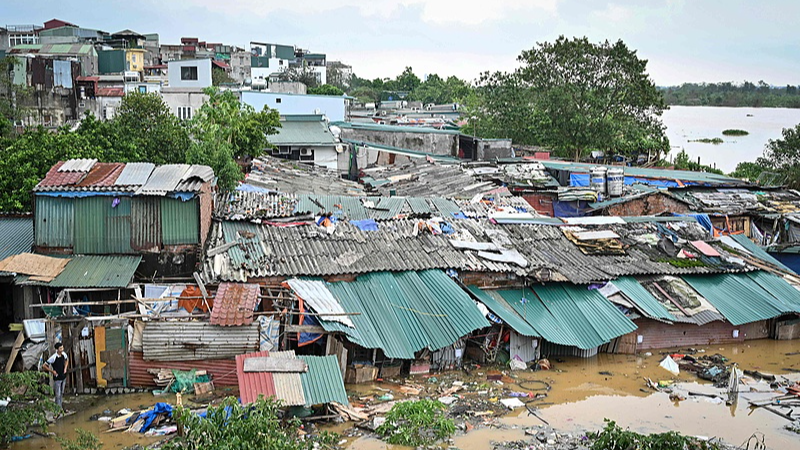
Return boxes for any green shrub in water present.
[377,399,456,446]
[591,419,722,450]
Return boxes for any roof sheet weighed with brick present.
[35,160,213,194]
[210,282,260,326]
[307,270,490,359]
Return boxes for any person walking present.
[42,342,68,411]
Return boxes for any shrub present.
[0,372,59,445]
[376,400,456,446]
[56,429,102,450]
[722,129,749,136]
[591,419,722,450]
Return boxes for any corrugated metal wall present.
[509,331,540,362]
[131,197,162,251]
[128,351,238,387]
[35,196,74,248]
[142,322,259,361]
[74,197,133,254]
[160,198,199,245]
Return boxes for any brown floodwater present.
[10,339,800,450]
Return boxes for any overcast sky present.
[5,0,799,85]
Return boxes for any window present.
[132,54,137,62]
[275,98,281,104]
[177,106,192,120]
[138,86,147,94]
[180,66,198,81]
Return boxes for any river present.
[662,106,800,173]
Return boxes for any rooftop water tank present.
[607,167,624,197]
[590,167,607,195]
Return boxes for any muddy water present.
[347,339,800,450]
[10,339,800,450]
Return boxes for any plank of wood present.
[243,357,308,373]
[285,324,327,334]
[4,331,25,373]
[652,283,691,316]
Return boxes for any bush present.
[591,420,722,450]
[56,429,102,450]
[161,396,338,450]
[376,399,456,446]
[722,129,749,136]
[689,137,724,144]
[0,372,59,445]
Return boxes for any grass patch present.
[376,400,456,446]
[591,420,723,450]
[722,129,749,136]
[688,137,724,144]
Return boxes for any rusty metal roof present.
[236,350,276,404]
[35,161,212,194]
[210,283,260,326]
[75,163,124,187]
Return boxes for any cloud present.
[151,0,559,25]
[593,3,633,22]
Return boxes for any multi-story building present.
[0,24,43,53]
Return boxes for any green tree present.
[212,67,237,86]
[517,36,668,161]
[730,161,770,182]
[188,87,280,189]
[0,372,59,445]
[112,92,190,163]
[307,84,344,96]
[161,397,338,450]
[395,66,421,92]
[762,123,800,188]
[462,71,537,144]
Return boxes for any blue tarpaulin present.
[36,191,134,198]
[553,201,592,218]
[298,314,323,346]
[236,184,272,193]
[569,173,590,187]
[350,219,379,231]
[624,177,680,188]
[138,402,173,433]
[673,213,714,234]
[53,60,72,88]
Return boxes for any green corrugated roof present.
[467,287,539,337]
[49,255,141,288]
[612,277,675,322]
[682,273,791,326]
[533,284,638,349]
[269,120,337,146]
[472,284,636,350]
[322,270,490,359]
[744,271,800,311]
[729,234,794,273]
[298,355,349,406]
[539,160,747,186]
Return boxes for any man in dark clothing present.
[43,342,68,409]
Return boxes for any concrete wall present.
[161,88,209,119]
[269,81,307,94]
[167,59,212,89]
[240,91,346,121]
[478,139,513,160]
[339,127,458,157]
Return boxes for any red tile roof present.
[76,163,124,187]
[97,87,125,97]
[212,60,230,69]
[211,283,260,326]
[236,351,276,404]
[37,161,87,187]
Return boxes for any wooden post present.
[71,322,84,393]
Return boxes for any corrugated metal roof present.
[211,283,260,326]
[176,165,215,191]
[36,161,86,189]
[137,164,190,195]
[682,274,791,326]
[269,351,306,407]
[467,286,539,337]
[115,163,156,186]
[48,255,141,288]
[287,279,355,328]
[743,271,800,311]
[532,283,638,349]
[269,120,337,146]
[236,351,276,404]
[612,277,675,322]
[321,270,490,359]
[298,355,349,406]
[726,234,794,273]
[144,322,259,361]
[59,159,98,172]
[75,163,124,187]
[0,217,33,260]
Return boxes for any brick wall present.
[614,318,769,353]
[603,193,689,216]
[522,193,556,217]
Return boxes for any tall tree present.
[760,123,800,187]
[113,92,190,163]
[395,67,421,92]
[188,87,280,189]
[462,71,537,144]
[518,36,668,161]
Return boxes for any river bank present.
[10,339,800,450]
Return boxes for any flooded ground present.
[10,339,800,450]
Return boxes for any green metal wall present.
[74,197,133,254]
[35,196,74,248]
[98,50,126,74]
[160,198,199,245]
